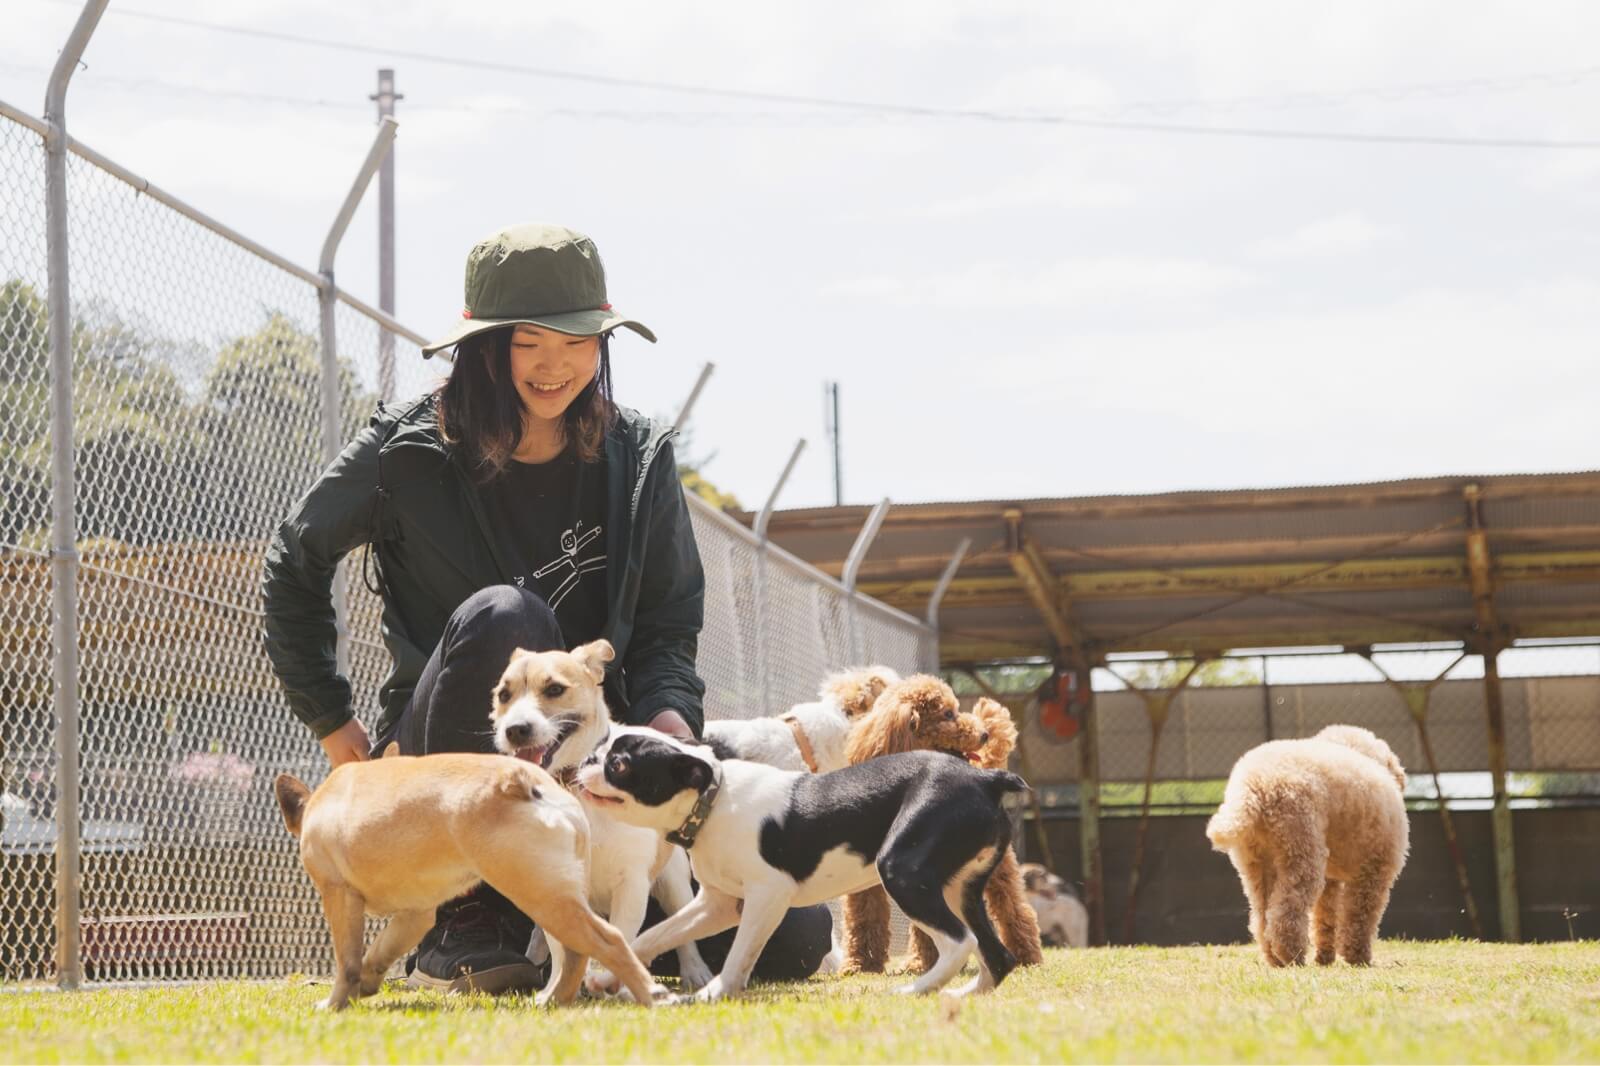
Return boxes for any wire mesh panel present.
[0,112,55,983]
[0,105,428,983]
[685,501,938,959]
[1015,646,1600,793]
[688,499,937,721]
[0,104,936,983]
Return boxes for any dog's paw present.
[892,981,922,996]
[694,976,734,1003]
[677,957,715,992]
[583,968,622,996]
[314,994,349,1012]
[609,979,671,1005]
[534,987,558,1008]
[814,949,842,976]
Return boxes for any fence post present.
[925,538,971,634]
[1076,663,1105,947]
[754,440,806,716]
[673,362,715,431]
[317,117,397,675]
[43,0,110,992]
[841,498,891,664]
[371,69,402,403]
[1464,483,1520,942]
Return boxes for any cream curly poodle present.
[1206,724,1409,967]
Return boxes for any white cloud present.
[1250,211,1392,260]
[825,256,1256,314]
[911,167,1135,218]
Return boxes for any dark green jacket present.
[262,396,706,741]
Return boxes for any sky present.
[3,0,1597,510]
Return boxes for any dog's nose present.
[979,731,989,746]
[505,722,533,748]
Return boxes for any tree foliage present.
[0,280,375,548]
[666,420,742,512]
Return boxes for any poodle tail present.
[1205,801,1247,851]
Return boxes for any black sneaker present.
[406,891,548,995]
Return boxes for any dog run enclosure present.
[0,79,935,985]
[751,475,1600,946]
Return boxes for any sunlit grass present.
[3,940,1598,1063]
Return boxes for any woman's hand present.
[319,719,372,767]
[647,709,694,741]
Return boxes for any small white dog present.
[1020,863,1088,949]
[703,665,900,774]
[490,640,713,994]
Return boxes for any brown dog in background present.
[839,682,1044,975]
[274,752,658,1010]
[1207,724,1409,967]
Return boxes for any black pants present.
[380,585,832,982]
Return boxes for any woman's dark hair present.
[435,327,615,479]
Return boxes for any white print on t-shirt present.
[531,520,605,608]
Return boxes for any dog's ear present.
[674,754,713,794]
[273,773,311,837]
[573,639,615,684]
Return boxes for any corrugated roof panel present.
[749,471,1600,658]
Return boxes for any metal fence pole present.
[925,538,971,633]
[371,69,402,403]
[754,440,806,716]
[317,117,396,675]
[673,362,715,431]
[44,0,109,992]
[841,498,891,664]
[1077,666,1105,946]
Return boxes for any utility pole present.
[824,381,842,505]
[371,68,402,400]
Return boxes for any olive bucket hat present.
[421,222,656,356]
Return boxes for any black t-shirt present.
[479,449,609,646]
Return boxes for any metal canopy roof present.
[736,471,1600,664]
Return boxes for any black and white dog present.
[575,726,1029,1002]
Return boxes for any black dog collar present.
[665,768,722,850]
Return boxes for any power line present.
[50,0,1600,119]
[24,0,1600,149]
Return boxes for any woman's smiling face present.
[508,324,600,421]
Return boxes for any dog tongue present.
[516,746,546,765]
[965,750,982,765]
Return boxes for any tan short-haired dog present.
[274,752,658,1011]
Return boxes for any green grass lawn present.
[3,941,1598,1064]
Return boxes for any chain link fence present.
[0,102,936,985]
[982,641,1600,943]
[1010,643,1600,799]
